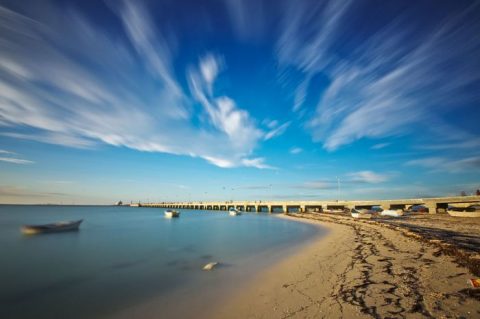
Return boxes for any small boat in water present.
[447,205,480,218]
[164,210,180,218]
[351,209,373,219]
[203,261,219,271]
[229,207,241,216]
[380,209,404,217]
[21,219,83,235]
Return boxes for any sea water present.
[0,205,323,318]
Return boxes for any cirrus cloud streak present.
[0,1,271,169]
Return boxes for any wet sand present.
[213,213,480,319]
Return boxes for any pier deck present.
[135,195,480,214]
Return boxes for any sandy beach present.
[213,213,480,319]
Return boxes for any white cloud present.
[199,54,223,94]
[0,185,66,197]
[263,119,278,130]
[264,121,290,140]
[295,181,333,190]
[406,156,480,173]
[0,157,34,164]
[188,54,264,164]
[293,78,309,112]
[2,132,97,149]
[276,0,351,72]
[277,1,480,151]
[0,2,268,169]
[347,171,389,184]
[289,147,302,154]
[224,0,266,41]
[41,180,74,185]
[371,143,390,150]
[241,157,274,169]
[118,0,182,99]
[0,148,33,164]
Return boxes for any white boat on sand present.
[21,219,83,235]
[164,210,180,218]
[328,209,346,214]
[447,205,480,218]
[380,209,404,217]
[351,209,373,219]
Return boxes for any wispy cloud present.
[224,0,267,41]
[187,53,265,167]
[406,156,480,173]
[347,171,390,184]
[264,121,290,140]
[0,149,33,164]
[117,0,183,105]
[293,181,336,190]
[235,184,272,190]
[0,2,269,169]
[277,0,351,72]
[294,170,390,191]
[0,186,66,197]
[0,157,34,165]
[241,157,275,170]
[289,147,302,154]
[277,1,480,152]
[41,180,74,185]
[371,143,390,150]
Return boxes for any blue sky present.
[0,0,479,204]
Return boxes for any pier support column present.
[424,201,437,214]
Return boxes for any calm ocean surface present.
[0,205,323,319]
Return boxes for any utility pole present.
[336,176,340,201]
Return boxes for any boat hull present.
[351,213,372,219]
[447,211,480,218]
[164,211,180,218]
[380,210,404,217]
[21,219,83,235]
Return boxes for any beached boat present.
[229,207,242,216]
[380,209,404,217]
[351,209,373,219]
[164,210,180,218]
[447,205,480,218]
[21,219,83,235]
[328,209,345,214]
[407,205,428,213]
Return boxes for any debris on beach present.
[469,278,480,288]
[203,262,219,271]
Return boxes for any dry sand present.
[212,213,480,319]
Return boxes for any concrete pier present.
[135,195,480,214]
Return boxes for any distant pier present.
[135,195,480,214]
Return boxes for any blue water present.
[0,205,322,319]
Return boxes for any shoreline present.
[213,213,480,318]
[104,212,326,319]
